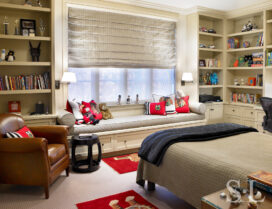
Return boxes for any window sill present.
[107,103,145,110]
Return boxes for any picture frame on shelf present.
[20,19,36,36]
[199,60,206,67]
[8,101,21,113]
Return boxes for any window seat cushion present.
[72,113,204,135]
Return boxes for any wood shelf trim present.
[199,85,223,88]
[0,62,51,66]
[267,45,272,49]
[267,19,272,24]
[266,66,272,69]
[227,29,263,37]
[227,67,263,70]
[227,85,263,90]
[199,32,223,37]
[199,67,223,70]
[229,102,259,107]
[227,46,263,52]
[0,2,51,12]
[0,89,51,95]
[0,34,51,41]
[199,48,223,52]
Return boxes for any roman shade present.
[68,7,176,68]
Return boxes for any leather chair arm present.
[29,126,69,152]
[0,138,47,153]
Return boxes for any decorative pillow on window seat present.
[6,126,35,138]
[68,100,84,124]
[153,94,176,114]
[175,95,190,113]
[81,101,102,125]
[145,101,166,115]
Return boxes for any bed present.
[136,131,272,209]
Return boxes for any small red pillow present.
[145,101,166,115]
[66,100,73,113]
[175,96,190,113]
[6,126,35,138]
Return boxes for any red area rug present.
[102,153,140,174]
[76,190,158,209]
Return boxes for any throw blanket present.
[138,123,257,166]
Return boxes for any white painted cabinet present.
[205,102,224,123]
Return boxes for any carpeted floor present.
[0,161,195,209]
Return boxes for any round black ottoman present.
[71,134,101,173]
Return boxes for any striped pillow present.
[6,126,35,138]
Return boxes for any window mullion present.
[95,68,100,103]
[150,68,153,101]
[124,69,128,102]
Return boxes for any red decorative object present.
[76,190,158,209]
[6,126,35,138]
[8,101,21,113]
[103,153,140,174]
[145,101,166,115]
[175,96,190,113]
[66,100,73,113]
[248,77,256,86]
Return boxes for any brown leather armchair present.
[0,114,70,199]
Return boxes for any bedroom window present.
[68,68,175,103]
[67,6,176,103]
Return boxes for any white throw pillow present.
[68,100,83,120]
[152,94,176,114]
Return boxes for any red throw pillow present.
[145,101,166,115]
[66,100,73,113]
[175,96,190,113]
[6,126,35,138]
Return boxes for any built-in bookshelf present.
[198,14,224,101]
[225,11,265,105]
[0,0,54,116]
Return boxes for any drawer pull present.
[232,109,235,112]
[210,109,214,111]
[102,143,104,146]
[124,140,127,143]
[251,112,253,114]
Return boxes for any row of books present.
[267,51,272,66]
[200,59,221,68]
[228,38,240,49]
[256,32,264,47]
[0,72,51,91]
[231,93,261,104]
[251,52,263,67]
[248,171,272,195]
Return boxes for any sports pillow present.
[145,101,166,115]
[153,94,176,114]
[6,126,35,138]
[175,96,190,113]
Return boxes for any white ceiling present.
[129,0,267,11]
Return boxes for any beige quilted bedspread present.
[136,132,272,209]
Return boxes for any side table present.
[71,134,102,173]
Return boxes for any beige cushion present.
[57,110,76,127]
[73,113,204,134]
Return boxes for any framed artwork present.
[20,19,36,36]
[199,59,206,67]
[8,101,21,113]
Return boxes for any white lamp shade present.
[61,72,77,83]
[182,72,193,82]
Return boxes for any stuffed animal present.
[81,101,99,125]
[99,103,113,120]
[5,50,15,62]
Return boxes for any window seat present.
[57,103,206,156]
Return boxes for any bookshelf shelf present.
[0,89,51,95]
[227,46,263,52]
[266,66,272,69]
[227,85,263,90]
[0,62,51,66]
[199,85,223,88]
[0,35,51,41]
[227,67,263,70]
[199,67,223,70]
[227,29,263,37]
[199,32,223,38]
[267,45,272,49]
[267,19,272,24]
[0,2,51,12]
[199,48,223,52]
[229,102,257,107]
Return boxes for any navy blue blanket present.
[138,123,258,166]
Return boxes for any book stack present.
[267,51,272,66]
[228,38,240,49]
[251,52,263,67]
[0,72,50,91]
[204,59,221,67]
[256,33,264,47]
[248,171,272,194]
[231,93,261,104]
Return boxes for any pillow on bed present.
[6,126,35,138]
[175,96,190,113]
[153,94,176,114]
[145,101,166,116]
